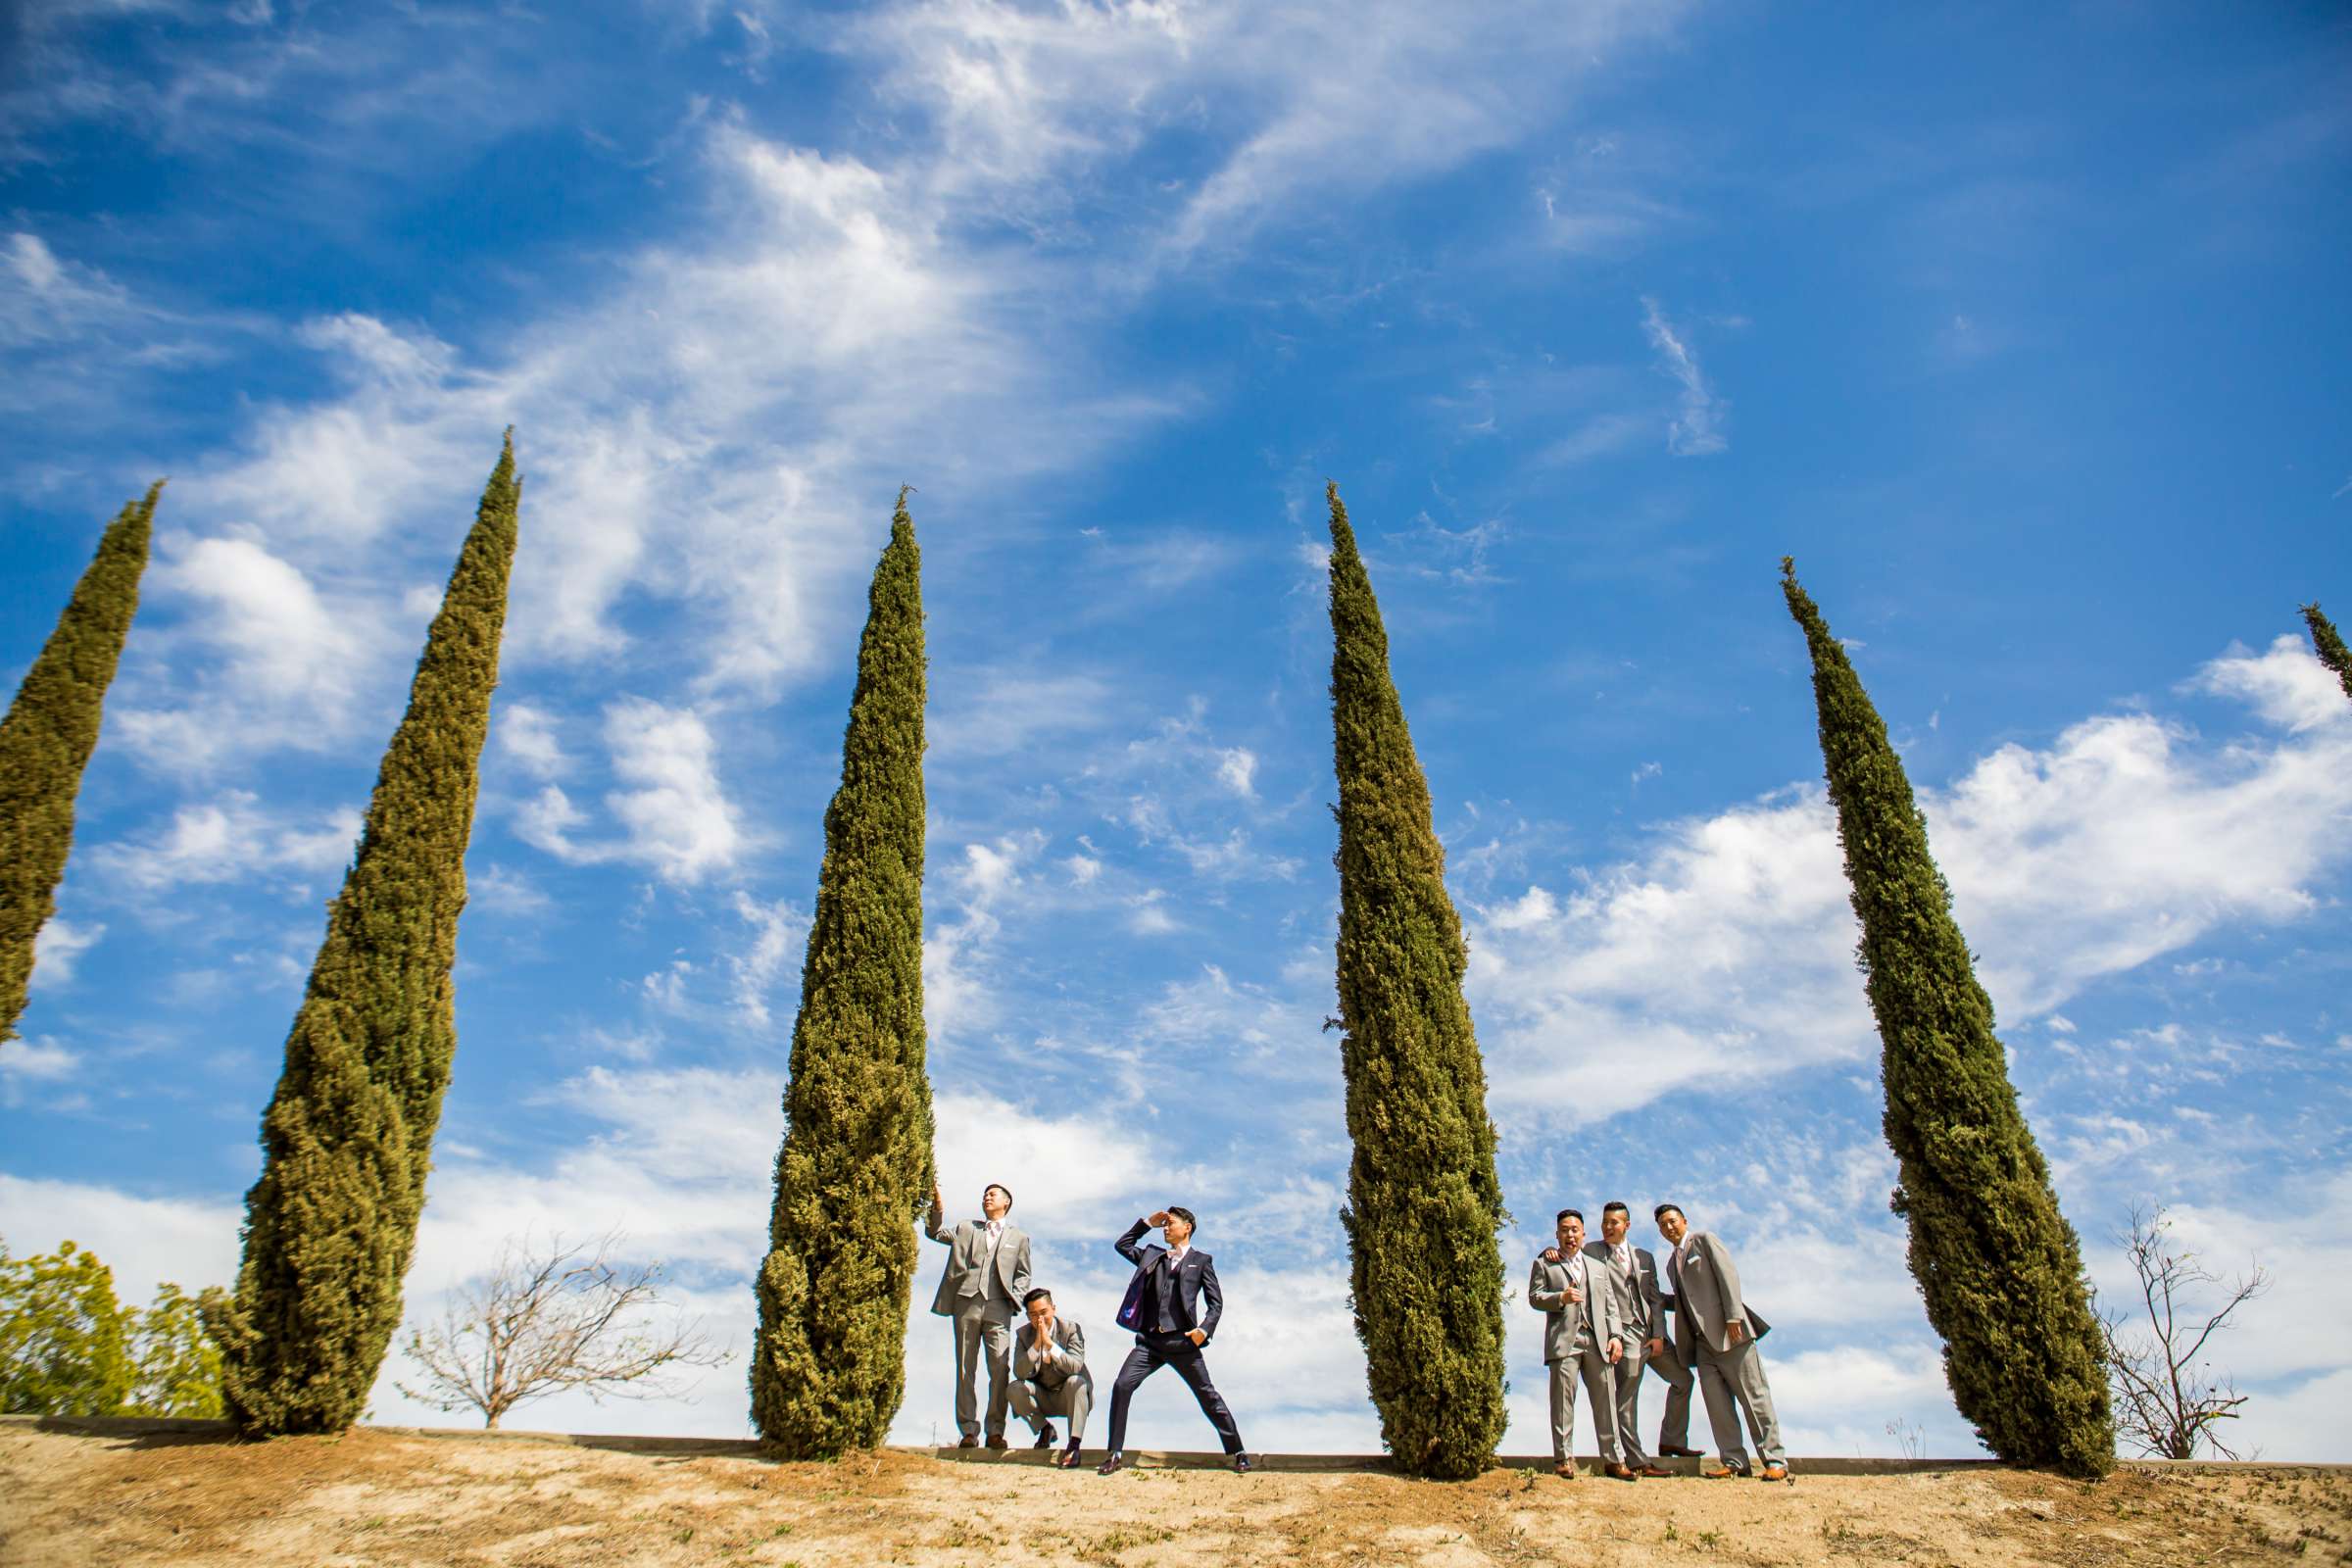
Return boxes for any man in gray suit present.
[926,1181,1033,1448]
[1530,1208,1633,1480]
[1655,1202,1787,1481]
[1007,1287,1092,1468]
[1584,1200,1697,1475]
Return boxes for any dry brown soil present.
[3,1427,2347,1568]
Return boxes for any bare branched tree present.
[2096,1204,2271,1460]
[396,1233,729,1429]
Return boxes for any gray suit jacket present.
[1013,1312,1091,1390]
[925,1212,1033,1316]
[1666,1230,1770,1358]
[1584,1240,1669,1346]
[1529,1249,1623,1364]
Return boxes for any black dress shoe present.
[956,1434,979,1448]
[1033,1423,1056,1449]
[1096,1452,1125,1475]
[1057,1446,1084,1469]
[1658,1444,1704,1458]
[1232,1452,1252,1474]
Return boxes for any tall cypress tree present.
[1781,559,2113,1478]
[1327,482,1507,1481]
[2302,603,2352,706]
[209,434,521,1436]
[0,484,159,1046]
[751,488,933,1457]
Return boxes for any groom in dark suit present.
[1096,1207,1249,1474]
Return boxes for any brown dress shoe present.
[1056,1446,1084,1469]
[1760,1462,1788,1482]
[1700,1462,1742,1479]
[1605,1462,1639,1482]
[985,1434,1009,1450]
[1638,1463,1671,1478]
[956,1434,979,1448]
[1658,1444,1705,1458]
[1553,1461,1579,1480]
[1032,1423,1056,1449]
[1096,1453,1126,1475]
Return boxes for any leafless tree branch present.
[2095,1203,2270,1460]
[395,1231,730,1429]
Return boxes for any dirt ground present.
[2,1426,2346,1568]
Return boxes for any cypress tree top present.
[2302,603,2352,706]
[752,488,933,1458]
[0,483,159,1046]
[1328,482,1508,1481]
[1782,558,2113,1479]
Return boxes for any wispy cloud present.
[1640,294,1727,456]
[517,700,746,885]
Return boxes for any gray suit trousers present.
[951,1298,1015,1438]
[1611,1337,1693,1462]
[1008,1374,1092,1445]
[1694,1336,1785,1467]
[1547,1338,1622,1467]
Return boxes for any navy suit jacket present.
[1112,1218,1223,1344]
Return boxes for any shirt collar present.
[1166,1242,1189,1266]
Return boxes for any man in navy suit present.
[1096,1206,1250,1474]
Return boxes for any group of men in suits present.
[925,1186,1249,1473]
[924,1182,1783,1480]
[1531,1200,1788,1482]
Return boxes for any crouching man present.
[1009,1287,1092,1469]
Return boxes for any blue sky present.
[3,0,2348,1460]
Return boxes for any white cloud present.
[1640,294,1727,456]
[0,1037,77,1086]
[726,890,806,1028]
[0,1175,241,1305]
[516,701,744,885]
[467,863,551,916]
[28,916,103,990]
[923,831,1047,1046]
[116,533,399,771]
[603,700,744,884]
[1215,747,1257,797]
[931,667,1118,760]
[1471,640,2352,1126]
[496,702,569,781]
[93,790,359,892]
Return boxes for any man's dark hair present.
[1653,1202,1685,1223]
[1021,1287,1052,1308]
[1166,1205,1197,1233]
[986,1182,1013,1208]
[1555,1207,1584,1224]
[1602,1201,1630,1219]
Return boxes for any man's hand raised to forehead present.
[1148,1210,1172,1229]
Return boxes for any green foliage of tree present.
[2302,603,2352,706]
[751,489,934,1457]
[0,484,158,1046]
[0,1240,131,1416]
[1781,558,2114,1479]
[1325,483,1508,1481]
[0,1239,223,1418]
[208,435,522,1436]
[129,1284,227,1419]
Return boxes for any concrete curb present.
[4,1417,2339,1475]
